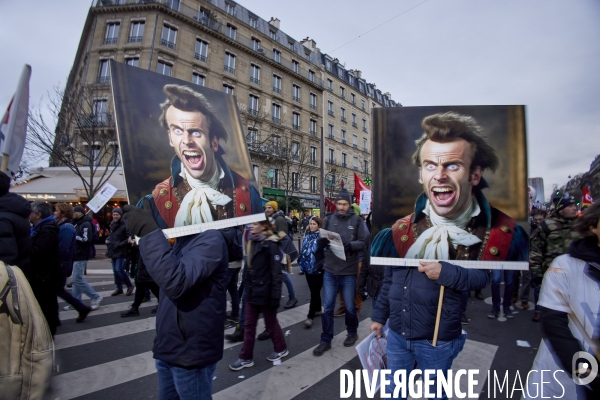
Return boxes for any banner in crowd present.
[582,185,593,206]
[110,61,262,229]
[371,105,528,268]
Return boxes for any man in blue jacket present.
[370,112,527,398]
[123,199,228,400]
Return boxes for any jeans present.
[72,260,100,301]
[111,257,132,290]
[305,273,323,319]
[239,302,287,360]
[530,280,541,311]
[282,270,296,298]
[226,267,241,318]
[321,271,358,344]
[386,328,467,399]
[156,359,216,400]
[56,276,89,312]
[519,270,533,301]
[491,270,515,311]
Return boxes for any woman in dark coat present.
[105,208,134,296]
[298,217,324,328]
[229,220,289,371]
[121,242,160,317]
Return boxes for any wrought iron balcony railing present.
[161,39,176,49]
[224,65,235,74]
[195,53,207,62]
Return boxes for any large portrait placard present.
[110,61,262,230]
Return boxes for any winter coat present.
[140,229,228,368]
[272,211,289,234]
[244,235,284,307]
[30,218,62,291]
[298,230,323,275]
[106,218,129,259]
[73,215,94,261]
[57,219,76,277]
[0,192,31,277]
[322,208,369,276]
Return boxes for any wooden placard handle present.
[432,286,445,347]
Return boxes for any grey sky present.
[2,0,599,200]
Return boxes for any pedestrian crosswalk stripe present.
[449,338,497,397]
[214,320,374,400]
[58,289,128,304]
[59,300,156,321]
[49,304,311,399]
[69,279,116,287]
[86,269,118,275]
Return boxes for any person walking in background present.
[229,220,289,371]
[106,207,134,296]
[29,201,62,336]
[71,206,103,309]
[298,216,324,328]
[121,241,160,317]
[54,203,91,321]
[0,171,31,278]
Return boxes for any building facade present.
[61,0,399,212]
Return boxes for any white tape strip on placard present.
[162,213,266,239]
[371,257,529,271]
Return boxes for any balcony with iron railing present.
[363,147,368,152]
[293,96,300,102]
[292,124,300,131]
[328,134,335,140]
[363,127,367,132]
[352,122,357,128]
[97,76,110,84]
[224,65,235,74]
[353,144,358,149]
[104,37,118,45]
[250,77,260,84]
[310,104,316,110]
[248,109,259,116]
[310,130,317,136]
[129,35,143,43]
[341,163,347,168]
[195,53,207,62]
[352,100,356,106]
[328,110,334,117]
[78,112,115,128]
[272,117,281,124]
[341,139,347,144]
[327,159,336,165]
[93,0,326,87]
[340,94,345,100]
[341,117,346,123]
[161,39,176,49]
[310,159,317,166]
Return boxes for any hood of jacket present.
[0,192,31,218]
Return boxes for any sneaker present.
[66,282,73,288]
[487,309,499,319]
[257,329,271,341]
[313,342,331,356]
[229,358,254,371]
[344,334,359,347]
[284,297,298,309]
[126,286,135,296]
[63,305,74,311]
[333,308,345,317]
[504,308,515,319]
[76,307,91,323]
[266,348,289,362]
[90,296,103,310]
[315,310,323,316]
[225,325,244,342]
[532,312,542,322]
[111,289,124,296]
[121,307,140,317]
[520,301,529,310]
[461,314,469,325]
[304,318,313,328]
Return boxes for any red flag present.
[354,173,370,205]
[582,185,594,206]
[324,197,336,213]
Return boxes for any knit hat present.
[112,207,123,216]
[555,196,577,212]
[335,188,351,204]
[265,201,278,211]
[73,206,85,214]
[0,171,9,196]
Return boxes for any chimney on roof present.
[333,58,339,64]
[354,70,362,78]
[269,17,280,29]
[300,38,317,51]
[384,92,392,99]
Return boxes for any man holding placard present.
[370,112,528,398]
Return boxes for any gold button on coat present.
[242,185,247,191]
[401,235,409,242]
[489,247,499,256]
[165,201,173,209]
[240,204,246,211]
[399,223,407,230]
[159,188,168,196]
[501,225,510,233]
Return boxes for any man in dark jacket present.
[29,201,62,336]
[54,203,91,322]
[313,188,369,356]
[0,171,31,277]
[106,207,134,296]
[123,200,228,399]
[72,206,103,308]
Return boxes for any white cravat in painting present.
[174,162,232,226]
[405,196,482,260]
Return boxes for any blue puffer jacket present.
[371,230,490,342]
[298,230,323,275]
[140,229,228,368]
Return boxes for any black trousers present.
[56,276,89,312]
[132,281,160,308]
[305,273,323,319]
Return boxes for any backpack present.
[0,261,54,399]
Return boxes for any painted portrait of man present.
[110,62,262,229]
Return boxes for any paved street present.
[44,242,542,400]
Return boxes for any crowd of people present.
[1,119,599,400]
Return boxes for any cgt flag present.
[0,64,31,176]
[582,185,593,206]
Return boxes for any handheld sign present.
[86,183,118,214]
